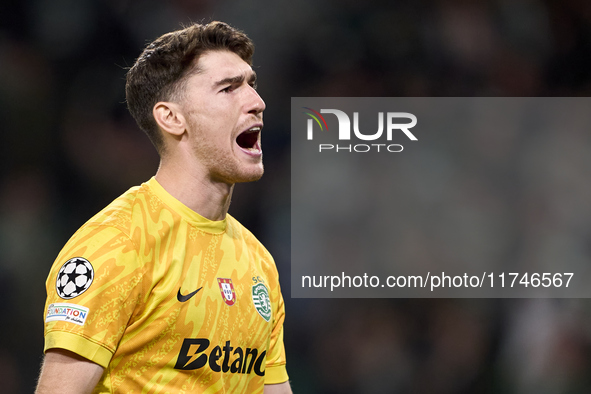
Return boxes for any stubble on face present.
[186,112,264,185]
[177,50,265,186]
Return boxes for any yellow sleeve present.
[44,331,113,368]
[264,270,289,384]
[43,225,143,368]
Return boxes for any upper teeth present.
[248,127,261,132]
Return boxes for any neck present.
[154,158,234,221]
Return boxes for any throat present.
[154,168,234,221]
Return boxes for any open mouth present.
[236,126,262,155]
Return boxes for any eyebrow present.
[213,71,257,88]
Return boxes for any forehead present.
[193,50,253,83]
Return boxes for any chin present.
[236,168,264,183]
[217,164,264,184]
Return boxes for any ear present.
[153,101,186,137]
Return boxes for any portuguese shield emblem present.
[252,283,271,322]
[217,278,236,306]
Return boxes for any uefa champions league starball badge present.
[56,257,95,299]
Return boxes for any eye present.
[221,85,234,93]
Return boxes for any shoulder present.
[226,214,273,257]
[83,185,145,236]
[225,214,280,279]
[48,187,150,297]
[55,185,151,267]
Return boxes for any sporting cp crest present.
[217,278,236,306]
[252,283,271,322]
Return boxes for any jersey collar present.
[146,177,227,234]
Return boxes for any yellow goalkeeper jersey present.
[43,177,288,393]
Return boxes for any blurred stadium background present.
[2,0,591,392]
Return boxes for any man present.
[36,21,291,393]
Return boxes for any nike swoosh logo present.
[177,287,203,302]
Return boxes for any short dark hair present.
[125,21,254,153]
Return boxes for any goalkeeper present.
[35,21,291,394]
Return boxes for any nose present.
[246,85,266,115]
